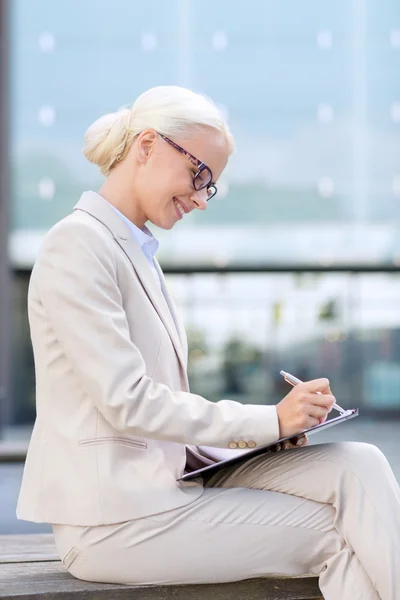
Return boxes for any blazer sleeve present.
[33,220,280,449]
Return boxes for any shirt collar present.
[93,192,159,259]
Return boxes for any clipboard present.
[179,408,359,482]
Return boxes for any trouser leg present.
[53,484,375,599]
[206,442,400,600]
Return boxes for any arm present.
[34,220,279,448]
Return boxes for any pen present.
[280,370,346,415]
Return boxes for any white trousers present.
[52,442,400,600]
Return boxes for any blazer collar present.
[73,191,188,382]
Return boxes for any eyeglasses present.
[158,133,217,201]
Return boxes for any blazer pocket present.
[78,436,147,450]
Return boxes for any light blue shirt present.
[94,192,161,289]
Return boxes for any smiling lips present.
[173,197,188,219]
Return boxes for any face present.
[130,128,230,230]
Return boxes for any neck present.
[98,177,147,230]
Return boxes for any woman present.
[17,86,399,599]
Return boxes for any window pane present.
[9,0,400,267]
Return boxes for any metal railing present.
[3,265,399,443]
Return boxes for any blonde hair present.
[83,86,234,176]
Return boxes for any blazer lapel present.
[73,192,187,380]
[153,259,188,370]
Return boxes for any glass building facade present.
[1,0,400,435]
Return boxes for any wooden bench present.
[0,534,322,600]
[0,442,28,463]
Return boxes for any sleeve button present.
[238,441,247,449]
[228,441,238,449]
[247,441,257,448]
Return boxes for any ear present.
[136,129,158,164]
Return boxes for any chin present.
[149,217,175,231]
[150,221,175,231]
[161,222,176,231]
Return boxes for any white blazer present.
[17,191,279,526]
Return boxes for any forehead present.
[177,129,230,181]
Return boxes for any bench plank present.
[0,562,322,600]
[0,443,27,463]
[0,535,58,564]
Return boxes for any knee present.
[333,442,389,478]
[342,441,386,462]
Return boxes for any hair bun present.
[82,108,131,176]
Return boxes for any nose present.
[189,188,208,210]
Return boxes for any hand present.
[276,378,336,438]
[270,434,309,452]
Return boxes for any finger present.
[271,443,282,452]
[282,442,293,450]
[295,434,309,446]
[303,416,320,429]
[283,441,300,450]
[283,435,309,450]
[289,434,307,446]
[300,378,331,394]
[306,404,330,420]
[306,393,336,409]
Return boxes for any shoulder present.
[45,208,113,243]
[40,210,116,257]
[33,210,119,280]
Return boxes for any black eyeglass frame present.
[158,133,218,200]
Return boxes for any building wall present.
[8,0,400,268]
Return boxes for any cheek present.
[160,154,192,190]
[140,162,170,196]
[142,158,191,205]
[140,173,176,215]
[164,169,191,196]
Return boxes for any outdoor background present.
[0,0,399,533]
